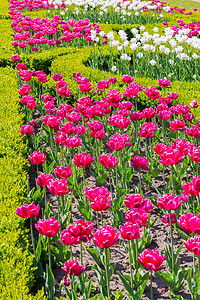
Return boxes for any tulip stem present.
[139,169,142,190]
[108,170,113,207]
[105,248,110,298]
[128,240,134,289]
[163,166,166,193]
[169,211,174,270]
[44,186,47,215]
[192,196,196,215]
[150,270,153,300]
[135,239,139,270]
[95,137,99,160]
[96,212,99,229]
[101,211,103,227]
[80,241,83,265]
[30,218,36,257]
[48,237,51,270]
[171,166,175,195]
[198,256,200,278]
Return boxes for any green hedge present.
[49,47,200,116]
[0,67,45,300]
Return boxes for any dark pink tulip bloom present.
[141,107,156,119]
[121,75,134,83]
[16,202,40,218]
[159,149,185,166]
[130,112,143,121]
[143,86,160,100]
[161,213,177,227]
[124,194,154,213]
[36,172,53,187]
[65,136,83,148]
[69,219,94,242]
[35,217,60,238]
[119,222,142,240]
[190,99,199,108]
[125,208,149,227]
[188,145,200,163]
[158,79,171,88]
[178,213,200,235]
[88,120,103,132]
[138,248,165,271]
[55,166,72,179]
[184,236,200,256]
[90,195,111,212]
[170,118,187,132]
[107,89,122,106]
[131,156,149,170]
[58,228,80,246]
[181,181,199,197]
[98,154,119,168]
[106,133,131,151]
[19,125,35,135]
[92,225,119,248]
[29,151,46,165]
[89,129,105,140]
[61,260,86,276]
[11,54,21,61]
[85,186,110,202]
[153,143,168,155]
[157,193,183,211]
[139,122,157,138]
[47,178,71,196]
[73,152,94,168]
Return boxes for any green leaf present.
[157,271,174,289]
[134,273,149,299]
[86,248,103,267]
[117,272,134,297]
[83,279,92,300]
[45,264,55,300]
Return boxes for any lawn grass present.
[166,0,200,10]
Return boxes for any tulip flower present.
[35,217,60,238]
[124,194,154,213]
[90,195,111,212]
[28,151,46,165]
[73,152,94,168]
[157,193,183,211]
[19,125,35,135]
[106,133,131,151]
[55,166,72,179]
[130,156,149,170]
[35,217,61,268]
[178,213,200,235]
[138,248,165,271]
[98,154,119,168]
[16,202,40,219]
[85,186,110,202]
[119,222,142,240]
[125,208,148,227]
[61,260,86,276]
[138,248,165,300]
[36,172,53,187]
[47,178,71,197]
[161,213,177,227]
[184,236,200,256]
[92,225,119,297]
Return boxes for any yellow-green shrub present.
[0,67,45,300]
[49,47,200,117]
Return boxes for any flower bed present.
[1,0,200,299]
